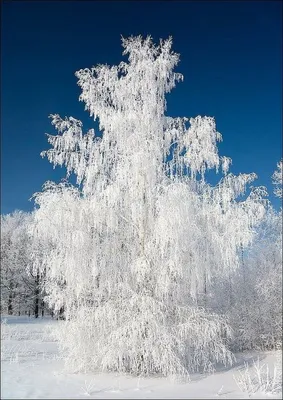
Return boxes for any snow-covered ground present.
[1,316,281,399]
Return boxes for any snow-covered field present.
[1,316,281,399]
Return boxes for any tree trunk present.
[41,299,44,317]
[228,271,233,307]
[203,271,207,309]
[8,291,13,315]
[58,306,65,320]
[34,272,40,318]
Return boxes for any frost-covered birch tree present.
[31,36,267,377]
[272,160,283,199]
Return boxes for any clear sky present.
[1,0,282,214]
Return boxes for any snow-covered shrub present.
[234,353,282,397]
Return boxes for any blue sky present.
[1,0,282,214]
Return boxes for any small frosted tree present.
[207,164,282,352]
[31,36,266,377]
[272,160,283,199]
[251,162,282,348]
